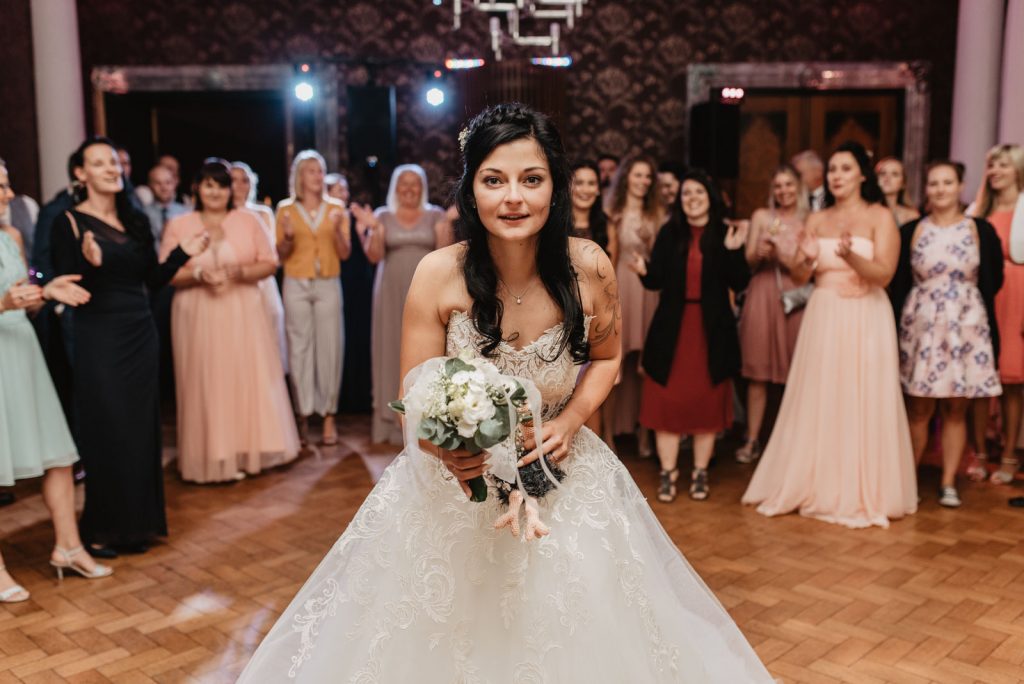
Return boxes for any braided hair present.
[452,103,588,364]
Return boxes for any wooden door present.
[731,90,903,218]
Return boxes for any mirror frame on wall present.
[90,64,340,175]
[685,61,931,202]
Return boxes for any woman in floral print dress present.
[891,161,1004,508]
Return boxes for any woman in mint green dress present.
[0,162,113,603]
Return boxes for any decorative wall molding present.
[686,61,931,200]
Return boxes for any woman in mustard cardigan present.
[276,150,351,445]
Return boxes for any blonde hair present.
[767,164,810,219]
[978,143,1024,217]
[288,149,327,201]
[386,164,429,213]
[874,156,913,207]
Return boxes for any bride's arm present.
[520,241,621,466]
[398,248,487,497]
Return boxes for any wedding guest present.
[117,145,151,207]
[51,137,209,556]
[326,173,350,204]
[0,163,112,600]
[28,155,79,429]
[967,143,1024,484]
[276,150,351,446]
[162,160,299,483]
[143,165,188,247]
[736,164,809,463]
[604,154,664,452]
[792,150,826,211]
[231,161,287,372]
[571,160,612,438]
[570,160,610,253]
[144,163,189,404]
[875,157,921,226]
[597,153,619,189]
[743,141,917,529]
[891,160,1003,507]
[350,164,451,446]
[0,157,39,255]
[630,170,750,501]
[657,161,684,209]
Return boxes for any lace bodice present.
[445,310,593,421]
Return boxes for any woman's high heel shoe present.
[657,468,679,503]
[50,545,113,582]
[990,457,1019,485]
[735,438,761,464]
[0,566,29,603]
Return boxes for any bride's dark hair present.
[453,103,588,363]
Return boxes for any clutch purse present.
[776,267,813,315]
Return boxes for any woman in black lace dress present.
[52,138,208,557]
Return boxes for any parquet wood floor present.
[1,414,1023,683]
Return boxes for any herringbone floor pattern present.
[1,414,1022,683]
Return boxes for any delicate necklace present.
[499,277,536,305]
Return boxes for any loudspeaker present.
[688,101,741,179]
[347,85,396,168]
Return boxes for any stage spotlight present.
[294,81,315,102]
[425,86,445,107]
[720,87,745,103]
[444,58,485,70]
[530,56,573,68]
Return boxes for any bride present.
[239,104,774,683]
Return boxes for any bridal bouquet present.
[390,351,565,539]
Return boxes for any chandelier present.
[448,0,589,61]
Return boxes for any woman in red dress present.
[629,170,750,501]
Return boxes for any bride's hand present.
[519,415,579,468]
[434,445,489,498]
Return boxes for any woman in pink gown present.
[742,141,917,529]
[160,160,299,483]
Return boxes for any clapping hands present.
[627,251,647,276]
[1,278,43,311]
[835,231,853,260]
[43,274,91,307]
[349,203,375,238]
[182,231,211,256]
[724,220,749,250]
[81,231,103,267]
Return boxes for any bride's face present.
[473,137,552,242]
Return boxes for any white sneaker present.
[938,487,961,508]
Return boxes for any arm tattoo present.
[590,279,620,346]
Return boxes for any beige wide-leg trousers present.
[283,277,344,416]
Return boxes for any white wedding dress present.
[239,311,774,683]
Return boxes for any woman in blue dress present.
[0,160,113,603]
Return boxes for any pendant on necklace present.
[515,296,522,305]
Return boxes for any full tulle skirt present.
[742,286,918,529]
[239,429,774,683]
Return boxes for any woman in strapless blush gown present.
[742,141,917,529]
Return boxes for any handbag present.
[776,266,813,315]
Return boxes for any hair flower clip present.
[458,127,470,152]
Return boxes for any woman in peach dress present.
[160,160,299,483]
[742,142,917,529]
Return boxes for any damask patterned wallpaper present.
[3,0,959,202]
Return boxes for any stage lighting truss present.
[447,0,588,62]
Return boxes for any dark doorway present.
[103,90,290,204]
